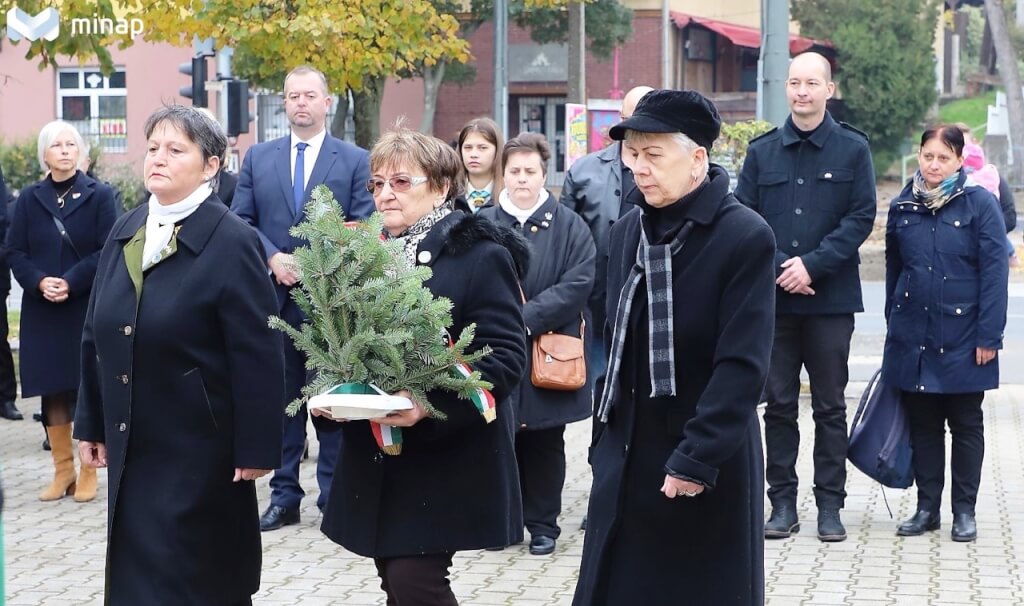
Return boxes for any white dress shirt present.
[290,128,327,190]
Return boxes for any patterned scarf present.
[912,170,961,212]
[598,216,695,423]
[389,200,455,266]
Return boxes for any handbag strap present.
[519,283,586,340]
[850,368,883,432]
[52,215,82,259]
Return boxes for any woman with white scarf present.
[479,133,596,557]
[74,106,285,605]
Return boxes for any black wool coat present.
[74,199,285,605]
[574,167,775,606]
[8,171,117,396]
[479,195,596,430]
[321,211,530,558]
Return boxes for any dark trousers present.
[269,304,340,511]
[374,553,457,606]
[516,425,566,539]
[903,391,985,516]
[0,292,16,402]
[587,330,607,394]
[763,313,854,510]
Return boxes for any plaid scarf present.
[597,217,695,422]
[390,201,454,266]
[912,170,961,212]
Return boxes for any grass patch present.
[939,91,997,133]
[7,310,18,342]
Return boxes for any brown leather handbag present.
[531,317,587,391]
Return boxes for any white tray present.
[308,390,413,421]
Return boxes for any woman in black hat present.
[573,90,776,605]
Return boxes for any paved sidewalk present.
[3,385,1024,604]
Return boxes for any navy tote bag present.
[848,369,914,489]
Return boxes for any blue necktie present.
[293,141,309,214]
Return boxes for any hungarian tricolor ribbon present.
[369,364,495,456]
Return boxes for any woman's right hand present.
[79,440,108,468]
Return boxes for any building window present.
[255,93,349,144]
[57,68,128,153]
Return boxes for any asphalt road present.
[851,281,1024,384]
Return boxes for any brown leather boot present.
[39,424,76,501]
[74,460,97,502]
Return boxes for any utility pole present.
[567,2,586,103]
[493,0,509,135]
[661,0,671,88]
[758,0,789,126]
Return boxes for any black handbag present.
[847,368,914,489]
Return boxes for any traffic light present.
[225,79,252,137]
[178,56,209,107]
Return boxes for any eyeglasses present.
[366,175,428,194]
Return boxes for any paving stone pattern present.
[3,384,1024,604]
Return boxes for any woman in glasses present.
[478,133,596,556]
[319,126,529,605]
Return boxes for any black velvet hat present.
[608,89,722,150]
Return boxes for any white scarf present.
[143,183,211,270]
[497,188,549,225]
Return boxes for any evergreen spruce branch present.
[271,185,494,421]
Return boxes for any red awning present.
[670,13,829,54]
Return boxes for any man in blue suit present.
[232,65,374,531]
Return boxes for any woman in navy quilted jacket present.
[882,125,1008,542]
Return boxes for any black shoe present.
[896,510,941,536]
[528,535,556,556]
[0,400,23,421]
[260,505,300,531]
[33,412,43,422]
[765,505,800,539]
[817,509,847,542]
[580,516,587,531]
[951,513,977,542]
[42,437,51,451]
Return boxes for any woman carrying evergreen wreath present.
[479,133,596,556]
[318,127,529,605]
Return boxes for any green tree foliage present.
[510,0,633,61]
[713,120,775,175]
[269,186,493,418]
[0,137,41,193]
[793,0,941,172]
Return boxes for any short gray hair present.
[143,105,228,179]
[37,121,87,173]
[623,130,710,177]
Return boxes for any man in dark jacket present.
[560,85,652,386]
[0,163,20,421]
[735,52,876,542]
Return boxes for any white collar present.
[292,128,327,150]
[498,189,549,225]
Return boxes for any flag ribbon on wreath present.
[369,364,495,456]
